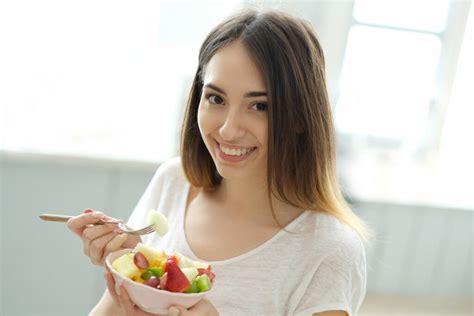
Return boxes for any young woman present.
[68,8,369,316]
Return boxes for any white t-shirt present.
[128,157,367,316]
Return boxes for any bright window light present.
[354,0,450,32]
[0,0,239,163]
[335,25,441,142]
[437,2,474,209]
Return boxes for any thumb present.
[168,305,186,316]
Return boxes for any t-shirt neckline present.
[178,182,310,266]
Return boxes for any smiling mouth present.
[214,140,257,158]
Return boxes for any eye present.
[251,102,268,111]
[206,94,224,105]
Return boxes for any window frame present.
[334,1,471,152]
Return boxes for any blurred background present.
[0,0,472,315]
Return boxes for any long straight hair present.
[180,9,370,242]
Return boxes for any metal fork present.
[115,222,155,235]
[39,214,155,236]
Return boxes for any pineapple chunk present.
[112,253,140,279]
[150,258,166,271]
[132,275,146,284]
[181,267,199,284]
[175,253,210,270]
[134,243,166,264]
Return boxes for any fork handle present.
[39,214,107,225]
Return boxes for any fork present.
[39,214,155,236]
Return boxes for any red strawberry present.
[164,255,179,272]
[165,259,190,292]
[197,268,215,283]
[169,255,179,264]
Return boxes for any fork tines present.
[132,225,155,235]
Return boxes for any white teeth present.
[220,144,253,156]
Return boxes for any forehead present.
[202,41,267,93]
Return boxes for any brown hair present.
[180,8,370,242]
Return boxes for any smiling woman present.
[67,7,369,316]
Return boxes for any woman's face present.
[198,40,269,182]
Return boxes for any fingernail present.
[168,306,180,316]
[92,212,104,218]
[83,209,93,214]
[116,232,127,239]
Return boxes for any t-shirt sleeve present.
[294,232,367,316]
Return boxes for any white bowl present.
[105,248,213,314]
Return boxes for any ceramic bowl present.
[105,249,212,314]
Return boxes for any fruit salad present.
[112,243,215,294]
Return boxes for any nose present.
[219,109,246,141]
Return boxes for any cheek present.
[197,103,217,136]
[255,119,268,148]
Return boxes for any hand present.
[67,209,141,265]
[104,266,163,315]
[168,299,219,316]
[105,266,219,316]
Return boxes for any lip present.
[216,140,255,150]
[214,140,257,163]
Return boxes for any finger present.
[168,306,183,316]
[83,225,119,265]
[81,224,117,242]
[123,234,143,249]
[67,211,106,236]
[104,270,119,304]
[82,223,118,243]
[170,298,214,315]
[103,233,129,260]
[86,231,118,265]
[118,285,137,315]
[83,209,115,218]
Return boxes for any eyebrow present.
[204,83,267,98]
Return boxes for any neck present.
[209,177,302,227]
[219,177,267,206]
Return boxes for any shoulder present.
[291,212,367,315]
[138,156,188,203]
[301,211,366,267]
[155,156,184,179]
[151,156,188,186]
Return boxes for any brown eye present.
[207,94,223,104]
[251,102,268,111]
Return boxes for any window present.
[335,0,473,208]
[437,2,474,209]
[335,0,449,143]
[0,0,240,163]
[336,25,441,142]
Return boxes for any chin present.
[213,162,241,178]
[214,160,266,182]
